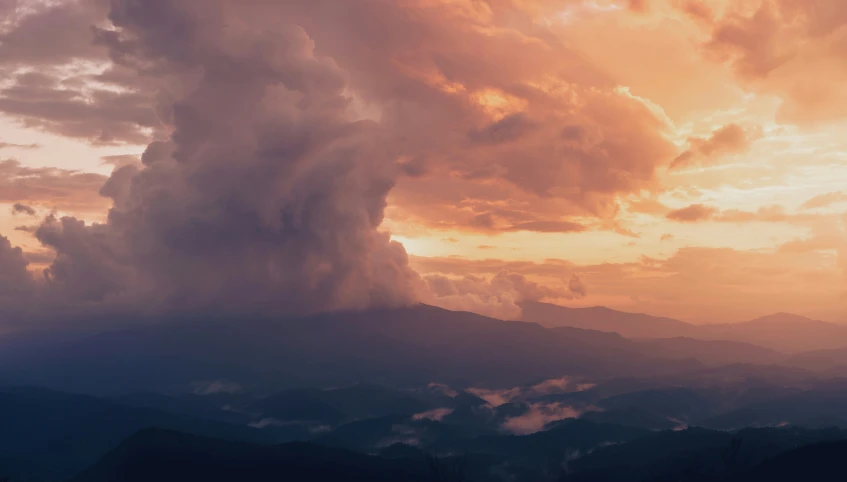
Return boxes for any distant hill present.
[636,337,786,366]
[521,302,699,339]
[704,313,847,354]
[741,440,847,482]
[72,429,433,482]
[73,425,847,482]
[568,426,847,482]
[252,383,432,425]
[0,387,299,482]
[787,347,847,373]
[523,302,847,354]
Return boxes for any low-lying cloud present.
[423,271,587,320]
[500,402,584,435]
[468,376,595,407]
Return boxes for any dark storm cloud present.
[0,0,421,321]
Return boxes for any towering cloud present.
[0,0,683,324]
[0,0,421,321]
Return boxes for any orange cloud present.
[671,123,758,170]
[697,0,847,124]
[411,242,847,322]
[0,160,108,213]
[801,192,847,210]
[666,204,718,222]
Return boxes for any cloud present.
[801,192,847,210]
[0,235,35,317]
[666,203,819,224]
[671,123,757,169]
[190,379,242,395]
[500,402,583,435]
[267,0,677,233]
[0,69,161,145]
[409,237,847,322]
[666,204,718,222]
[412,408,454,422]
[0,142,39,150]
[505,221,587,234]
[422,270,587,320]
[0,0,421,323]
[467,376,594,408]
[697,0,847,124]
[466,387,522,407]
[1,0,679,235]
[11,203,36,216]
[569,274,588,299]
[0,160,109,213]
[0,1,160,144]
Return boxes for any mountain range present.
[522,302,847,353]
[1,303,846,399]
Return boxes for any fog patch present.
[191,379,242,395]
[427,382,458,398]
[469,376,594,407]
[501,403,583,435]
[413,407,454,421]
[376,424,421,448]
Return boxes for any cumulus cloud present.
[0,0,421,323]
[410,237,847,322]
[422,270,587,320]
[269,0,677,233]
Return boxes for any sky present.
[0,0,845,326]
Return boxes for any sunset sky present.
[0,0,845,325]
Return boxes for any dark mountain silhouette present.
[0,387,303,482]
[250,389,349,425]
[580,407,681,431]
[565,426,847,482]
[739,440,847,482]
[71,429,439,482]
[700,386,847,430]
[252,383,432,425]
[113,391,258,425]
[443,419,648,468]
[0,305,703,396]
[71,425,847,482]
[596,387,721,422]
